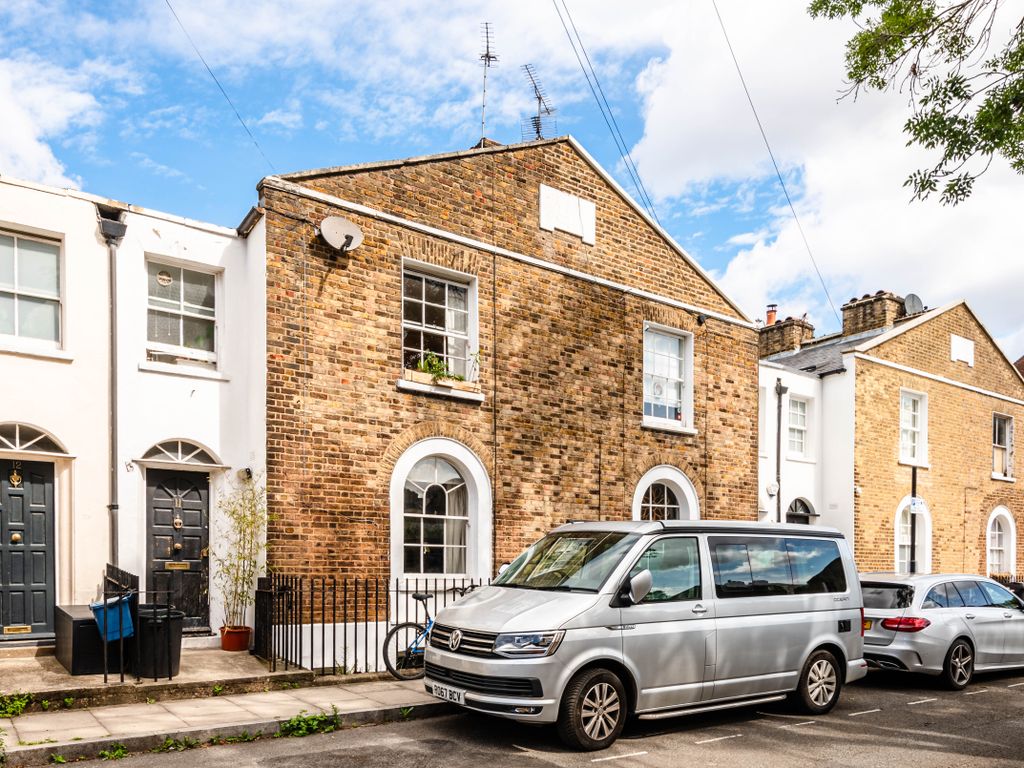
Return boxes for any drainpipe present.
[99,208,127,566]
[775,378,788,523]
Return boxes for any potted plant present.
[405,352,481,393]
[213,474,268,651]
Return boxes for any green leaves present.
[810,0,1024,203]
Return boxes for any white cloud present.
[255,106,303,131]
[131,151,191,183]
[629,0,1024,355]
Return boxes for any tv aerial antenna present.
[521,64,556,141]
[479,23,498,143]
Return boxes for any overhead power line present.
[551,0,661,226]
[710,0,840,325]
[163,0,275,173]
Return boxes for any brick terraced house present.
[760,291,1024,577]
[257,137,760,580]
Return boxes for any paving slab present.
[290,686,364,706]
[12,709,109,743]
[226,690,307,719]
[160,698,252,727]
[91,702,189,735]
[363,688,438,706]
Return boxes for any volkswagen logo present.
[449,629,463,651]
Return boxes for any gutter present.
[98,206,127,566]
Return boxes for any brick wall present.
[853,304,1024,575]
[262,139,759,577]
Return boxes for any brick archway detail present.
[381,421,489,483]
[628,453,705,506]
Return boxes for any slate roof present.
[765,326,888,376]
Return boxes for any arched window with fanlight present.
[631,465,700,522]
[0,423,67,455]
[639,482,682,521]
[786,498,817,525]
[403,457,469,575]
[987,507,1017,576]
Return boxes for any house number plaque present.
[165,562,190,571]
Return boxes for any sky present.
[1,0,1022,357]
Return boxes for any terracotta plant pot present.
[220,625,252,652]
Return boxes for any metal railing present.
[98,564,175,684]
[254,575,489,675]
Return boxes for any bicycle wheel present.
[383,621,429,680]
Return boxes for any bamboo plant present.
[213,475,269,629]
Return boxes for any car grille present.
[430,624,498,658]
[425,661,542,697]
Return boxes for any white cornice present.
[260,175,756,330]
[852,352,1024,407]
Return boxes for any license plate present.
[430,682,465,705]
[863,619,873,631]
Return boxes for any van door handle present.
[1005,612,1014,619]
[965,614,975,620]
[692,604,708,615]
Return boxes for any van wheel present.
[557,668,627,751]
[793,649,841,714]
[942,639,974,690]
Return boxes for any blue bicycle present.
[383,587,475,680]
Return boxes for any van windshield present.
[494,531,638,592]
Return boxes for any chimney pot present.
[766,304,778,325]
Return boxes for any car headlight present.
[493,631,564,657]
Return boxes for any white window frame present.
[145,257,220,366]
[388,437,491,581]
[993,413,1014,480]
[0,229,64,350]
[642,322,695,432]
[986,507,1016,576]
[631,465,700,521]
[894,496,932,574]
[899,389,928,466]
[401,259,479,382]
[787,396,809,458]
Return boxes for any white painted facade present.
[0,176,265,642]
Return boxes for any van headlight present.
[493,631,564,657]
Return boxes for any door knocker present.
[172,517,184,530]
[8,468,21,488]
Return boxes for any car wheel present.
[942,639,974,690]
[556,668,627,751]
[793,649,842,714]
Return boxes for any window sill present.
[396,377,485,403]
[786,455,818,465]
[0,341,72,363]
[138,361,230,382]
[991,473,1016,483]
[641,418,697,436]
[898,459,930,470]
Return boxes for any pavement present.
[0,677,446,767]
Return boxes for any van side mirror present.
[497,562,510,576]
[629,569,653,605]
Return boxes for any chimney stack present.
[841,291,906,336]
[766,303,778,326]
[758,314,815,358]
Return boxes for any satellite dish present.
[319,216,364,252]
[905,293,925,315]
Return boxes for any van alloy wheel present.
[807,658,837,707]
[580,682,621,741]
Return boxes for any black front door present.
[1,460,55,638]
[146,469,209,632]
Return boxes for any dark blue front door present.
[1,460,55,638]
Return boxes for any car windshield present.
[494,531,638,592]
[861,582,914,609]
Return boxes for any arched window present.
[894,497,932,574]
[403,457,468,575]
[142,440,216,465]
[639,483,681,521]
[632,465,700,521]
[987,507,1017,575]
[786,498,816,525]
[0,423,66,454]
[389,438,492,579]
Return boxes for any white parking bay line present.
[1007,682,1024,688]
[591,751,649,763]
[848,708,881,717]
[964,689,989,695]
[780,721,816,729]
[695,734,742,744]
[908,698,937,705]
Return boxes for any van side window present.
[710,536,847,598]
[786,539,846,594]
[710,537,791,597]
[628,537,701,603]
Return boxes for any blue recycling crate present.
[90,594,135,641]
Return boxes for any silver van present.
[425,520,867,750]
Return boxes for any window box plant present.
[213,475,268,652]
[404,352,481,393]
